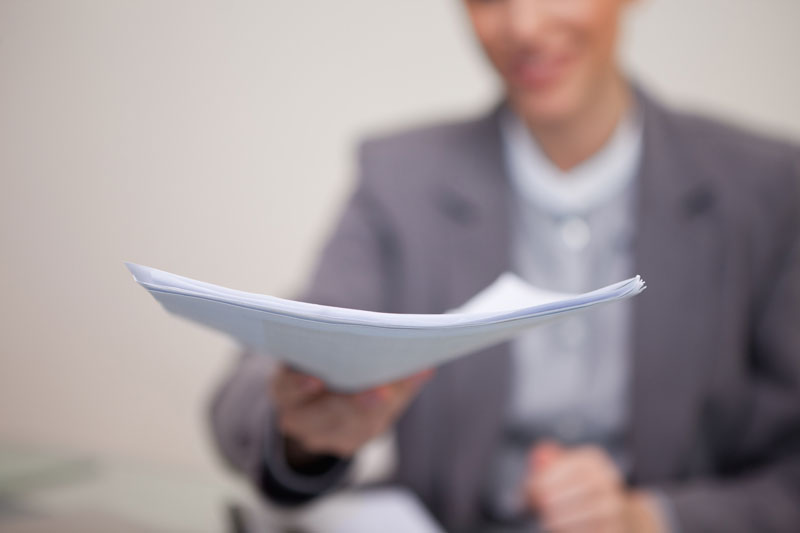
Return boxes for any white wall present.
[1,0,798,477]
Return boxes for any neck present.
[520,73,632,172]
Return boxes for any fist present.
[526,442,666,533]
[269,365,433,459]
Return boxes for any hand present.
[268,365,434,460]
[526,442,666,533]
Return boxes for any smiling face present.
[464,0,632,127]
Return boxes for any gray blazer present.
[210,89,800,532]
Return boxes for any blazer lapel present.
[628,92,723,482]
[437,107,513,308]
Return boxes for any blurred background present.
[1,0,799,531]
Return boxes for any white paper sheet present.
[126,263,645,391]
[293,488,444,533]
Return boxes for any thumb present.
[525,441,565,513]
[393,368,436,397]
[530,440,564,472]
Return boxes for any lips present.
[508,51,573,90]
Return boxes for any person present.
[210,0,800,531]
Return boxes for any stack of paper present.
[126,263,645,391]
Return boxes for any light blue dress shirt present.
[482,106,645,526]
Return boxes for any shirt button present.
[560,217,590,251]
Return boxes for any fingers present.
[349,368,433,417]
[282,391,396,456]
[280,394,364,455]
[276,368,435,457]
[527,445,627,533]
[535,476,615,532]
[541,498,624,533]
[384,369,435,412]
[533,447,621,496]
[271,366,433,412]
[269,365,325,410]
[537,479,598,514]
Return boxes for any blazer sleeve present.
[207,143,396,505]
[659,154,800,532]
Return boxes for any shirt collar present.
[501,105,644,217]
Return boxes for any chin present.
[510,85,584,127]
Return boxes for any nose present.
[506,0,548,45]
